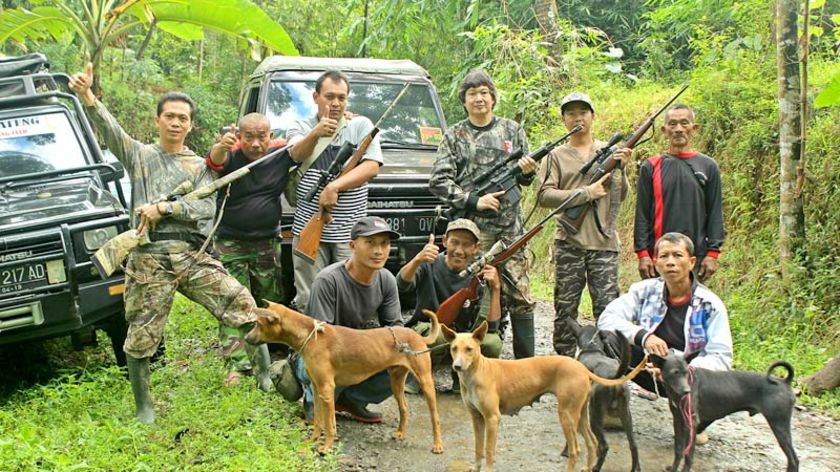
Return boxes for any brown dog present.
[245,301,444,455]
[442,322,646,472]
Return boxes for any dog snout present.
[243,322,261,344]
[452,358,463,371]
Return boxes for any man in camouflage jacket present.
[69,63,272,425]
[429,70,538,358]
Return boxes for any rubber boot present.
[511,314,535,359]
[244,338,273,392]
[126,356,155,424]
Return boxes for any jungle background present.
[1,0,839,469]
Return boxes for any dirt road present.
[335,302,840,471]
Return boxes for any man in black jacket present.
[634,104,724,282]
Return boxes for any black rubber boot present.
[511,314,535,359]
[126,356,155,424]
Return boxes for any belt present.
[148,232,199,244]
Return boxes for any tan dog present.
[245,301,444,455]
[442,322,646,472]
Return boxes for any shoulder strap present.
[298,117,348,175]
[661,153,707,188]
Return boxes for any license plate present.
[382,216,436,235]
[0,260,65,294]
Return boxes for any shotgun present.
[436,189,584,328]
[91,144,292,278]
[559,84,689,235]
[294,83,411,262]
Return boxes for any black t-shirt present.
[397,255,487,332]
[216,145,294,240]
[654,297,689,352]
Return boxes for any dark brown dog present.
[245,301,443,455]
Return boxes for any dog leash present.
[299,320,326,352]
[680,365,697,458]
[387,327,449,356]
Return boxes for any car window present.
[0,111,87,177]
[266,81,444,165]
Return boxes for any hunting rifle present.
[436,189,584,328]
[559,84,689,234]
[90,143,292,278]
[294,83,410,262]
[448,125,582,220]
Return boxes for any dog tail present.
[767,361,795,384]
[421,310,441,346]
[588,354,649,387]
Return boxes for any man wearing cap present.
[397,219,502,391]
[537,92,631,356]
[283,216,401,423]
[634,104,724,282]
[429,69,539,359]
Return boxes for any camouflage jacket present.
[86,101,215,253]
[429,117,532,236]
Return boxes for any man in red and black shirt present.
[206,113,299,385]
[634,104,724,282]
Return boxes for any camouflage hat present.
[560,91,595,113]
[350,216,401,240]
[445,218,481,240]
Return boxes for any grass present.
[0,296,337,471]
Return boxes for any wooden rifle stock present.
[559,84,689,234]
[435,191,582,328]
[294,129,379,262]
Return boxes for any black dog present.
[567,320,641,472]
[653,352,798,472]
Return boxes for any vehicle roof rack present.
[0,54,59,100]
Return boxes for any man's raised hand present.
[69,62,96,106]
[219,123,238,153]
[414,234,439,264]
[315,114,338,138]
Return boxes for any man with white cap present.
[537,92,631,356]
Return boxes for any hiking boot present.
[696,432,710,445]
[269,359,303,402]
[335,401,383,424]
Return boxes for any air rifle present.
[559,84,689,235]
[91,144,292,278]
[294,83,410,262]
[436,189,584,328]
[450,125,582,220]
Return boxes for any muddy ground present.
[333,302,840,472]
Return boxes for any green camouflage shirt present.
[86,101,215,253]
[429,117,532,236]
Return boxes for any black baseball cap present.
[350,216,401,240]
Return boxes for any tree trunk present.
[776,0,805,276]
[802,355,840,395]
[534,0,561,62]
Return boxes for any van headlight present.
[83,226,119,251]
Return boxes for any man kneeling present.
[398,219,502,392]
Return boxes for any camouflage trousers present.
[552,239,619,356]
[479,231,536,358]
[215,237,283,373]
[123,250,257,359]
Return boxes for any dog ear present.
[684,350,700,365]
[441,324,457,343]
[472,321,488,342]
[649,354,666,369]
[565,317,582,336]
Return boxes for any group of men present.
[69,60,731,426]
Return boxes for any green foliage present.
[0,296,338,470]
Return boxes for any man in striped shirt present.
[286,70,382,312]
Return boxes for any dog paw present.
[392,431,406,441]
[431,444,444,454]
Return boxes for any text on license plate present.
[0,260,66,288]
[382,216,435,234]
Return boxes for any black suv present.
[0,54,130,364]
[240,56,449,303]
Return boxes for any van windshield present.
[266,81,444,149]
[0,112,87,177]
